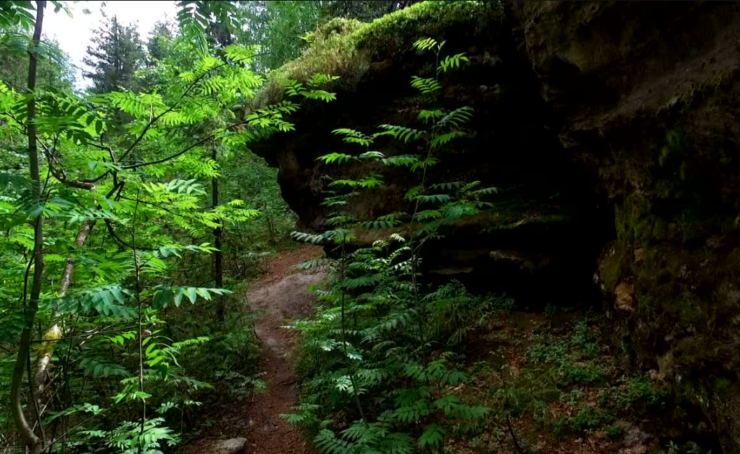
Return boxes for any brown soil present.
[245,248,326,454]
[184,245,326,454]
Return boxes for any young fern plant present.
[286,238,493,454]
[289,38,499,453]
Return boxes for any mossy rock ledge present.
[249,2,740,450]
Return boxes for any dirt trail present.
[183,246,325,454]
[244,246,326,454]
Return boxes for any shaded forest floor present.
[181,245,717,454]
[446,308,718,454]
[183,246,325,454]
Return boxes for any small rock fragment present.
[614,282,636,312]
[623,426,652,454]
[211,437,247,454]
[633,247,644,264]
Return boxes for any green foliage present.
[48,284,135,318]
[617,376,670,409]
[527,328,605,387]
[79,357,132,378]
[83,15,146,93]
[606,423,625,439]
[552,406,615,437]
[107,417,177,454]
[0,3,338,450]
[285,236,498,451]
[285,36,508,453]
[152,286,231,308]
[260,1,504,104]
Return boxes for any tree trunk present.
[256,176,276,246]
[212,148,224,321]
[11,2,46,453]
[264,202,276,246]
[33,221,94,404]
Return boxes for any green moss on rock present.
[598,242,631,293]
[258,1,504,104]
[352,1,503,59]
[614,194,672,245]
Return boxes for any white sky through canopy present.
[43,1,179,88]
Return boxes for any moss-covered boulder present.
[250,1,609,304]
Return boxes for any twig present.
[119,63,226,163]
[506,414,526,454]
[132,192,146,454]
[122,121,247,170]
[104,219,156,251]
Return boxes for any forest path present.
[183,245,325,454]
[244,246,326,454]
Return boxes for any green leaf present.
[413,37,439,52]
[419,424,445,448]
[186,287,198,304]
[317,153,356,165]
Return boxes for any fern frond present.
[296,258,332,270]
[413,37,438,52]
[472,187,499,196]
[410,76,441,95]
[430,181,464,191]
[359,151,384,160]
[327,214,357,226]
[382,154,420,168]
[79,358,131,378]
[151,286,230,308]
[379,125,425,143]
[357,174,384,189]
[410,157,439,171]
[417,109,444,123]
[223,44,259,64]
[414,194,451,205]
[419,424,445,448]
[431,131,466,148]
[291,231,328,244]
[438,53,469,73]
[437,106,474,128]
[416,210,442,221]
[308,73,340,87]
[317,153,357,165]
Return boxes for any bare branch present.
[118,63,226,163]
[122,121,247,170]
[104,219,156,251]
[37,139,97,190]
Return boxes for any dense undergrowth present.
[288,275,718,454]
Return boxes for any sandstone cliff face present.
[509,3,740,451]
[252,2,740,450]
